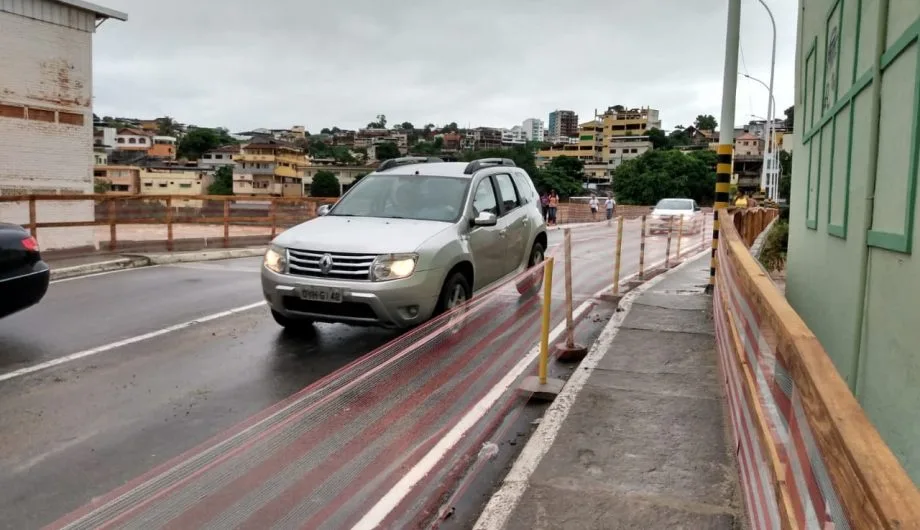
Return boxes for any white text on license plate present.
[300,286,343,303]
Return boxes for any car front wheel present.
[516,241,545,297]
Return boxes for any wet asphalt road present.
[0,221,707,529]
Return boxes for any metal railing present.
[0,194,336,254]
[714,207,920,529]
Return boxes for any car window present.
[511,173,533,205]
[655,198,693,211]
[330,173,469,222]
[472,177,499,217]
[493,174,520,214]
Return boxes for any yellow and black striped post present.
[639,215,647,280]
[710,143,734,290]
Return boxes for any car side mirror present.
[317,204,331,216]
[472,211,498,227]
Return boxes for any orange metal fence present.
[0,194,336,255]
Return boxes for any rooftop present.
[54,0,128,21]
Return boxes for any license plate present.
[300,286,343,303]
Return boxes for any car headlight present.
[372,253,418,281]
[264,245,287,273]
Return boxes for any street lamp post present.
[743,73,780,200]
[757,0,778,201]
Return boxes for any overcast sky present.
[91,0,798,133]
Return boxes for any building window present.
[630,148,638,153]
[158,183,167,188]
[27,108,55,122]
[117,138,125,143]
[203,154,212,159]
[179,183,192,189]
[129,138,137,144]
[144,182,153,187]
[139,137,147,144]
[58,111,84,126]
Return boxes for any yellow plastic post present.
[539,257,554,385]
[613,216,624,295]
[665,216,674,268]
[639,215,647,280]
[676,215,684,259]
[563,229,574,348]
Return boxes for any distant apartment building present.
[199,145,240,168]
[441,132,462,151]
[0,0,126,251]
[734,132,763,157]
[93,165,140,194]
[537,120,602,166]
[600,106,661,137]
[547,110,578,142]
[606,136,653,169]
[522,118,545,142]
[502,126,526,146]
[354,128,408,152]
[140,166,214,207]
[469,127,503,150]
[148,136,177,159]
[232,136,304,197]
[115,128,153,151]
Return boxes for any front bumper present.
[261,265,444,328]
[647,216,698,233]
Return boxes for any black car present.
[0,223,50,318]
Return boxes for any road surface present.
[0,219,709,529]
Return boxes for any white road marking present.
[166,263,258,273]
[471,249,711,530]
[0,301,266,384]
[353,243,709,529]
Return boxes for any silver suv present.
[261,157,548,329]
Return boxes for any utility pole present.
[758,0,778,200]
[708,0,742,293]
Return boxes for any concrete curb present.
[49,257,149,281]
[472,248,711,530]
[49,247,267,280]
[126,247,266,265]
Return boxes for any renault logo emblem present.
[319,254,334,275]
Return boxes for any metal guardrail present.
[714,207,920,529]
[0,194,336,252]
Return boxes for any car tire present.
[435,272,472,315]
[436,272,473,333]
[516,241,545,297]
[271,309,314,331]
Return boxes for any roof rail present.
[376,157,444,172]
[463,158,517,174]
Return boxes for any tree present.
[156,116,181,137]
[94,179,112,194]
[367,114,388,129]
[443,122,459,133]
[668,128,691,147]
[208,166,233,195]
[533,168,582,198]
[784,105,795,131]
[611,105,625,112]
[647,128,671,150]
[779,150,793,200]
[177,127,237,160]
[375,142,401,161]
[310,170,341,197]
[320,127,332,134]
[694,114,718,131]
[399,121,414,131]
[612,149,716,205]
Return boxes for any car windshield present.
[655,199,693,211]
[329,173,470,222]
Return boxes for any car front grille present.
[286,249,377,281]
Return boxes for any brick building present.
[0,0,126,250]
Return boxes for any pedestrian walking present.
[540,192,549,221]
[589,194,599,221]
[605,195,616,223]
[547,190,559,226]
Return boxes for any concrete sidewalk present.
[476,252,743,529]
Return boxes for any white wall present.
[0,9,96,249]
